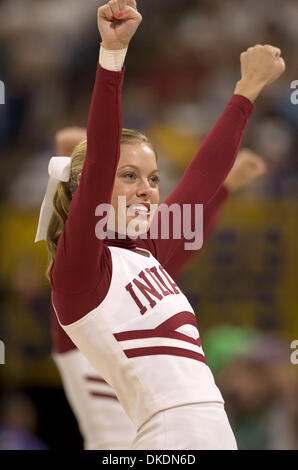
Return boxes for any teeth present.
[129,204,149,213]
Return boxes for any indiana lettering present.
[125,264,181,315]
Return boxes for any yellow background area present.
[0,205,49,282]
[0,205,58,387]
[148,124,201,172]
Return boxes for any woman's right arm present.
[164,186,229,280]
[145,44,285,268]
[51,1,142,295]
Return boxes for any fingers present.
[244,44,282,58]
[98,4,114,21]
[250,159,267,178]
[264,45,281,58]
[238,149,268,175]
[118,0,126,10]
[258,159,268,175]
[279,57,286,72]
[109,0,124,19]
[98,0,126,21]
[248,155,267,174]
[98,0,141,23]
[55,127,86,139]
[247,44,261,52]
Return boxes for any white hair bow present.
[35,156,71,242]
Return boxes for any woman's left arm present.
[144,94,253,266]
[145,44,285,268]
[164,186,229,279]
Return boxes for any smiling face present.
[110,142,160,235]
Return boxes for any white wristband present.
[99,45,128,71]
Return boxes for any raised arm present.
[145,44,285,267]
[51,1,142,296]
[164,186,229,280]
[165,149,267,279]
[55,127,87,157]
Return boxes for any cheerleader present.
[36,0,285,449]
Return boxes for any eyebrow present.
[117,164,160,174]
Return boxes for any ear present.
[77,172,82,186]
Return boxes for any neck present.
[104,230,137,250]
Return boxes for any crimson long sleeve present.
[141,95,254,266]
[165,186,229,279]
[51,66,125,324]
[51,65,124,295]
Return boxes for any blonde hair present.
[46,129,155,280]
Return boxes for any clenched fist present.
[98,0,142,50]
[55,127,87,157]
[224,148,267,192]
[235,44,286,102]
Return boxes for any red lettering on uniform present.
[133,271,163,309]
[145,267,173,296]
[125,282,147,315]
[126,266,181,314]
[159,265,180,294]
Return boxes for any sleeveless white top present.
[54,246,224,431]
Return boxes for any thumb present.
[122,5,142,21]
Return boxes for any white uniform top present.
[54,246,224,431]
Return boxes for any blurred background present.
[0,0,297,450]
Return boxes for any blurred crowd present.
[0,0,297,450]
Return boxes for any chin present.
[126,217,150,238]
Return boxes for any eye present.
[122,172,136,181]
[149,175,160,186]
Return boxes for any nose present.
[136,178,153,199]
